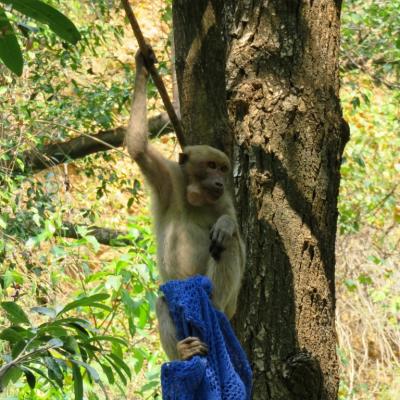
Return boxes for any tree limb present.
[4,217,134,247]
[59,221,133,246]
[17,113,171,174]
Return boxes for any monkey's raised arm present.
[126,50,173,207]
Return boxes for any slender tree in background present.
[173,1,349,399]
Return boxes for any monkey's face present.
[179,146,231,207]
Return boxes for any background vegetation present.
[0,0,398,399]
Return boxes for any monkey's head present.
[179,145,231,207]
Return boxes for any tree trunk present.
[173,0,231,151]
[173,1,349,399]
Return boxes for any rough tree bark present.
[173,1,349,399]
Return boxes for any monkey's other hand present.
[135,43,157,75]
[209,215,235,261]
[177,337,208,360]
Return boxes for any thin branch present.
[120,0,186,148]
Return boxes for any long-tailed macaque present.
[126,48,245,361]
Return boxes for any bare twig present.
[120,0,186,148]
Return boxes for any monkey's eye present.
[207,161,217,169]
[221,165,228,173]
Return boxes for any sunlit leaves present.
[341,0,400,84]
[0,0,80,75]
[58,293,109,316]
[0,1,165,398]
[0,7,22,75]
[1,301,30,325]
[1,0,81,43]
[339,77,400,234]
[0,295,131,398]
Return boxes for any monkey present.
[126,47,245,361]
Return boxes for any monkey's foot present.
[177,336,208,360]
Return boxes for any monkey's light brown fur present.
[126,50,245,360]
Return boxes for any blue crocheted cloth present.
[160,276,252,400]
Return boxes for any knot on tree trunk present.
[282,350,323,400]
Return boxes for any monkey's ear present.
[179,153,188,165]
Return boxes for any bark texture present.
[173,1,349,399]
[173,0,231,152]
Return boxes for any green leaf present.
[0,327,24,343]
[52,317,92,330]
[99,362,114,385]
[24,370,36,389]
[344,279,357,292]
[47,338,63,348]
[66,322,90,337]
[106,353,131,379]
[105,275,122,291]
[87,335,128,347]
[358,274,373,285]
[121,289,138,315]
[31,306,56,319]
[86,235,100,253]
[1,301,30,325]
[0,7,23,76]
[58,293,109,315]
[140,379,159,393]
[104,355,127,386]
[62,336,79,354]
[3,270,24,288]
[11,339,26,359]
[28,366,60,389]
[0,366,23,390]
[44,356,64,386]
[1,0,81,44]
[133,349,144,374]
[89,302,112,312]
[73,360,100,383]
[128,315,136,337]
[137,302,149,329]
[72,363,84,400]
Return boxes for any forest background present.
[0,0,399,399]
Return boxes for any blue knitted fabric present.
[160,276,252,400]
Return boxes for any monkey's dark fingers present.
[135,44,157,68]
[210,242,224,254]
[180,344,208,360]
[190,344,208,355]
[210,242,224,261]
[209,228,221,244]
[188,341,208,351]
[177,338,208,360]
[145,44,158,64]
[179,336,201,344]
[210,226,231,247]
[177,337,208,351]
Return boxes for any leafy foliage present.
[0,0,170,398]
[337,2,400,399]
[0,0,80,75]
[338,77,399,234]
[0,293,130,399]
[341,0,400,88]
